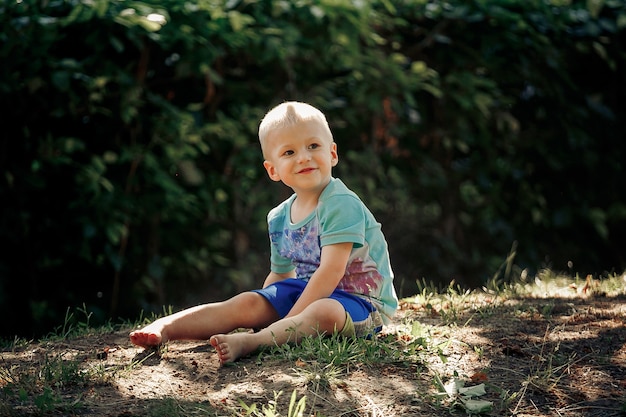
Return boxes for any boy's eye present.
[308,143,320,150]
[283,150,294,156]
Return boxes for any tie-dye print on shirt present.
[266,178,398,324]
[269,222,321,280]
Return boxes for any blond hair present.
[258,102,333,156]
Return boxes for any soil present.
[1,288,625,416]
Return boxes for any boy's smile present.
[297,166,316,174]
[262,119,338,197]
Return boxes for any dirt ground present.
[1,288,625,416]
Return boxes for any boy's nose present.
[297,150,312,163]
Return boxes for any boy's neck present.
[291,193,320,223]
[289,178,333,223]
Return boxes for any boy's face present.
[262,119,338,195]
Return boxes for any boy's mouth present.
[297,167,316,174]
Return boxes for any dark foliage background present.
[1,0,624,338]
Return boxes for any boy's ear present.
[331,142,339,167]
[263,160,281,181]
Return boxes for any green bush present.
[1,0,624,337]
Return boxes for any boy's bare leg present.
[129,292,279,348]
[210,298,346,364]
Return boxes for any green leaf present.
[587,0,604,19]
[459,383,487,397]
[136,16,163,32]
[228,10,254,32]
[461,398,493,414]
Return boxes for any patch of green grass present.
[239,390,309,417]
[1,352,88,414]
[260,323,430,370]
[0,336,32,352]
[0,302,182,415]
[2,269,625,416]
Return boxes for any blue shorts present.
[251,278,383,338]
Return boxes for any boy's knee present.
[248,292,277,313]
[306,299,346,332]
[232,292,277,321]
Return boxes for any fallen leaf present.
[470,372,489,383]
[462,398,493,413]
[459,383,486,397]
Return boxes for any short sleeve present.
[318,195,366,248]
[270,249,296,274]
[267,201,297,274]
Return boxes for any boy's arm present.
[262,270,295,288]
[285,242,352,318]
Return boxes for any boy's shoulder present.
[320,177,359,201]
[318,178,369,218]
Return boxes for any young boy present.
[130,101,398,364]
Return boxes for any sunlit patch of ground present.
[2,273,625,416]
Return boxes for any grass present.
[1,351,87,414]
[237,270,626,416]
[0,303,177,416]
[240,390,308,417]
[1,270,625,416]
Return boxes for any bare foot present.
[210,333,256,364]
[129,323,168,348]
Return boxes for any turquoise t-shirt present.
[267,177,398,324]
